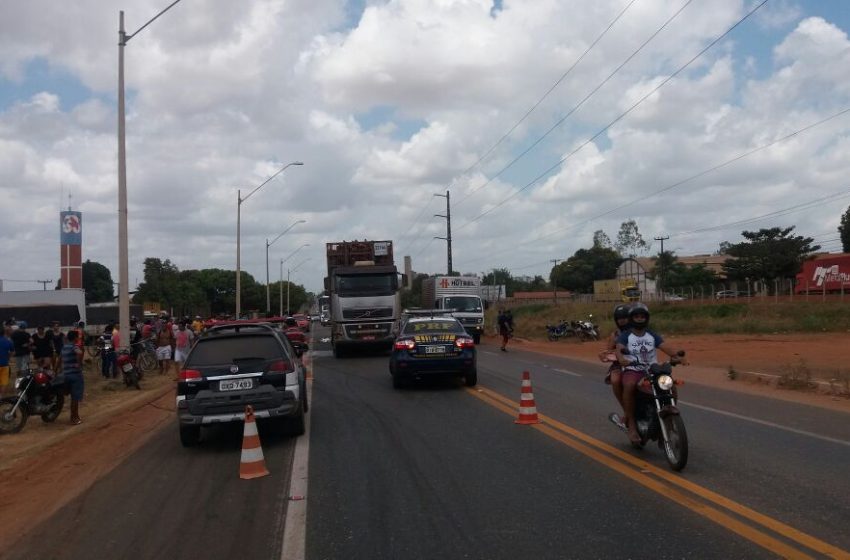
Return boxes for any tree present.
[651,252,718,292]
[593,230,612,249]
[839,205,850,252]
[552,246,622,293]
[722,227,820,290]
[82,260,114,303]
[614,220,648,257]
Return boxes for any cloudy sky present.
[1,0,849,296]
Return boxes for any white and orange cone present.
[240,405,270,479]
[515,370,540,425]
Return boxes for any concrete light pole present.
[117,1,184,350]
[235,162,303,317]
[279,244,310,315]
[266,219,306,314]
[287,258,311,316]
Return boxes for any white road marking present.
[552,368,582,377]
[280,380,312,560]
[680,400,850,447]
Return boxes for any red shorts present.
[620,369,645,385]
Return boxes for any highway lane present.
[6,412,298,560]
[307,330,850,559]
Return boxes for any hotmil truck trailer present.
[421,276,485,344]
[593,279,641,303]
[325,240,405,357]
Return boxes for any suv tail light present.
[269,359,292,373]
[393,338,416,351]
[179,369,203,382]
[455,337,475,349]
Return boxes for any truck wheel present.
[473,333,481,345]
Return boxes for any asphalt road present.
[307,326,850,559]
[7,323,850,559]
[6,409,297,560]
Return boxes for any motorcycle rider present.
[614,303,686,445]
[601,304,631,428]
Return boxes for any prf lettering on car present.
[411,321,456,331]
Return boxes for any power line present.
[457,0,770,231]
[455,0,693,210]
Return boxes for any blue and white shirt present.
[617,329,664,370]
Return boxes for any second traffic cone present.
[515,370,540,425]
[240,405,270,479]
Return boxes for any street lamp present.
[278,244,310,316]
[236,161,304,317]
[266,219,306,314]
[287,258,312,317]
[117,1,184,350]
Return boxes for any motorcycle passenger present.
[601,304,631,427]
[614,303,686,445]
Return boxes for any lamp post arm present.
[241,162,303,204]
[125,0,184,42]
[268,219,306,248]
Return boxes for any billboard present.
[60,211,82,245]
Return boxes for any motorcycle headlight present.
[657,375,674,391]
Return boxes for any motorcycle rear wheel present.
[0,397,29,434]
[661,415,689,471]
[138,352,157,372]
[41,394,65,423]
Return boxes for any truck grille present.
[341,307,393,320]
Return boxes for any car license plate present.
[424,345,445,354]
[220,379,253,391]
[362,335,375,341]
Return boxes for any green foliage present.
[82,260,114,303]
[722,226,820,288]
[614,219,648,257]
[552,246,622,293]
[840,205,850,252]
[401,273,429,309]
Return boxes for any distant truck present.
[795,254,850,294]
[421,276,485,344]
[593,279,641,303]
[325,240,405,357]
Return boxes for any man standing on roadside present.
[174,322,195,372]
[48,322,65,372]
[11,326,32,378]
[498,308,514,352]
[0,327,14,394]
[155,322,175,375]
[63,330,84,425]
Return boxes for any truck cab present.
[434,294,485,344]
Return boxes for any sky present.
[1,0,849,296]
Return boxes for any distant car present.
[664,294,685,301]
[389,316,477,389]
[715,290,739,299]
[176,322,308,447]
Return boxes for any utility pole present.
[434,191,452,275]
[37,280,53,291]
[550,259,562,303]
[654,235,670,302]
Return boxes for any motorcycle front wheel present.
[661,415,689,471]
[0,397,29,434]
[138,352,157,372]
[41,393,65,423]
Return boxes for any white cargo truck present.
[421,276,485,344]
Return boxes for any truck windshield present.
[335,273,397,296]
[444,296,482,313]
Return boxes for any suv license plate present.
[424,345,445,354]
[220,379,253,391]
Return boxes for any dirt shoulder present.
[489,332,850,414]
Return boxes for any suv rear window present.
[188,335,288,366]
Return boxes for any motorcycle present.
[0,367,66,434]
[575,315,600,341]
[546,320,577,341]
[116,349,142,390]
[604,352,689,471]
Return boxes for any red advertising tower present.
[60,210,83,289]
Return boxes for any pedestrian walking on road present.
[63,330,85,425]
[174,322,194,371]
[155,324,175,375]
[498,308,514,352]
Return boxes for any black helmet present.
[613,304,631,327]
[628,302,650,328]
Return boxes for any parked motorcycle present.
[116,349,142,390]
[575,315,600,341]
[546,320,577,341]
[0,367,66,434]
[605,352,689,471]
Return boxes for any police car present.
[389,312,477,389]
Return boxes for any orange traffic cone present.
[240,405,270,479]
[515,370,540,425]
